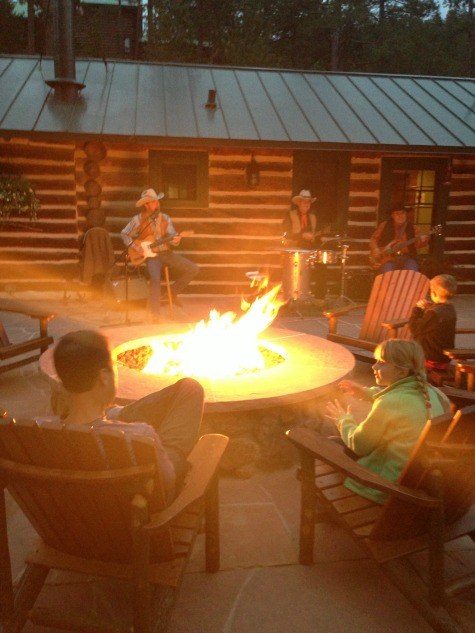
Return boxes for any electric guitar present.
[128,231,194,266]
[369,224,442,270]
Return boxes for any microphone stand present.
[102,213,159,328]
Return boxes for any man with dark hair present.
[50,329,204,502]
[369,206,429,273]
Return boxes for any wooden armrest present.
[327,334,377,352]
[444,348,475,360]
[425,441,475,458]
[286,427,438,508]
[323,303,367,319]
[456,328,475,334]
[381,318,409,333]
[144,433,229,532]
[0,300,55,320]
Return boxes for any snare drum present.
[313,249,338,265]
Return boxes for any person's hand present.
[416,299,430,310]
[170,235,181,246]
[302,231,313,241]
[338,380,359,396]
[325,399,351,423]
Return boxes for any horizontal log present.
[349,163,381,174]
[208,174,292,190]
[209,193,289,205]
[0,163,74,176]
[209,160,292,172]
[0,142,74,161]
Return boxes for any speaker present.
[110,277,149,302]
[345,270,374,302]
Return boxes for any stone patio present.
[1,290,475,632]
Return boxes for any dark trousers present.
[118,377,204,482]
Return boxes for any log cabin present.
[0,54,474,299]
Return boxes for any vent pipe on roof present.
[45,0,85,102]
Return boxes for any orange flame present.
[143,284,284,378]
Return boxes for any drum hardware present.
[323,237,358,310]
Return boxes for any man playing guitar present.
[369,206,429,273]
[121,189,198,321]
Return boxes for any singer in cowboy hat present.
[121,189,199,322]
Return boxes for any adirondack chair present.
[323,269,430,362]
[0,417,229,633]
[0,301,55,374]
[286,405,475,633]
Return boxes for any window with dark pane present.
[162,163,198,200]
[149,151,208,208]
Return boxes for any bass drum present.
[313,249,338,265]
[281,249,313,301]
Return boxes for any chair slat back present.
[359,270,430,344]
[0,418,175,563]
[370,406,475,541]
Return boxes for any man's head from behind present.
[54,330,114,394]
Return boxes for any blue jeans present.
[381,257,419,273]
[146,251,199,315]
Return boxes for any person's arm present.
[408,305,438,339]
[369,221,386,257]
[338,399,390,456]
[121,215,138,248]
[413,224,430,250]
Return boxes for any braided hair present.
[374,339,433,419]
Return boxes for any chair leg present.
[205,475,220,573]
[3,563,49,633]
[299,451,316,565]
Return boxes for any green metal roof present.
[1,55,474,152]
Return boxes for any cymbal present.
[274,248,315,254]
[322,236,359,247]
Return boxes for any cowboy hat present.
[292,189,316,205]
[135,188,165,207]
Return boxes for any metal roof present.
[1,55,474,152]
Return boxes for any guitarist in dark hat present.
[121,189,199,321]
[369,205,429,273]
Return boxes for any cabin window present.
[149,151,208,208]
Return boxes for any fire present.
[142,284,284,378]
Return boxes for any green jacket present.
[337,376,451,504]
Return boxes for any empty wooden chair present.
[0,301,55,374]
[287,405,475,633]
[323,269,430,362]
[0,417,228,633]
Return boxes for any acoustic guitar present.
[128,230,194,266]
[369,224,442,270]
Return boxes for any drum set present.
[280,236,355,308]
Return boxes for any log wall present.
[1,138,474,295]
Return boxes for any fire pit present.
[104,324,354,413]
[39,292,354,475]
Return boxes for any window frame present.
[149,150,209,209]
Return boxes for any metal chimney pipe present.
[45,0,85,101]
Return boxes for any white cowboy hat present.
[135,188,165,207]
[292,189,316,205]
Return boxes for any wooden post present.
[205,475,220,573]
[299,450,316,565]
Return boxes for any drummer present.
[282,189,327,300]
[282,189,321,250]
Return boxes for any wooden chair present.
[0,301,55,374]
[323,269,430,362]
[286,405,475,633]
[438,349,475,409]
[0,417,229,633]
